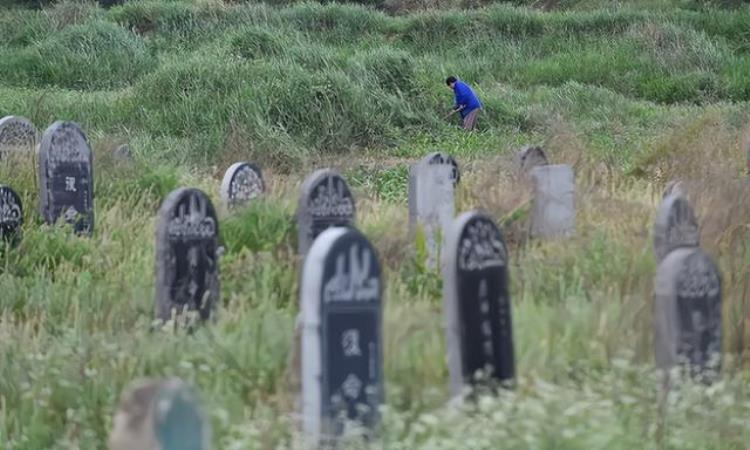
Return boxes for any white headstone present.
[653,193,699,263]
[0,116,37,157]
[219,162,264,208]
[530,164,575,238]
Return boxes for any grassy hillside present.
[0,0,749,448]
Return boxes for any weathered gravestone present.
[38,121,94,235]
[0,116,37,156]
[408,153,458,268]
[0,185,23,244]
[155,188,219,322]
[530,164,575,238]
[109,378,211,450]
[662,180,686,200]
[517,145,548,174]
[443,211,515,396]
[653,193,699,263]
[219,162,264,208]
[654,247,722,379]
[301,227,383,444]
[297,169,356,256]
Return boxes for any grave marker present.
[0,116,37,156]
[653,193,699,263]
[38,121,94,235]
[517,145,548,173]
[301,227,383,444]
[654,247,722,378]
[408,153,458,268]
[530,164,575,238]
[297,169,356,256]
[443,211,515,396]
[109,378,211,450]
[0,185,23,244]
[220,162,264,208]
[155,188,219,322]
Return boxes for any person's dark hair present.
[445,76,457,86]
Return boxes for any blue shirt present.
[453,81,482,118]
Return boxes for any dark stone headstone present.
[0,185,23,244]
[155,188,220,322]
[109,378,211,450]
[655,247,722,379]
[297,169,356,256]
[38,121,94,235]
[443,211,515,395]
[517,145,548,173]
[219,162,264,208]
[653,193,699,263]
[530,164,575,238]
[0,116,37,156]
[301,227,383,443]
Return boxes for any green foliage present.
[220,200,295,253]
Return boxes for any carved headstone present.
[109,378,211,450]
[408,153,458,268]
[0,116,37,156]
[0,185,23,244]
[38,121,94,235]
[530,164,575,238]
[219,162,264,208]
[654,247,722,378]
[443,211,515,396]
[653,193,699,263]
[297,169,356,256]
[517,145,548,173]
[301,227,383,444]
[155,188,220,322]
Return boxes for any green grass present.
[0,0,750,448]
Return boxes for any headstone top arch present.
[422,151,460,186]
[0,116,37,154]
[155,188,220,322]
[297,169,356,256]
[0,185,23,244]
[301,226,383,444]
[517,145,548,173]
[220,162,264,208]
[653,193,699,263]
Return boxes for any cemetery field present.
[1,0,750,448]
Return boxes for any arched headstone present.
[662,180,686,199]
[0,116,37,156]
[155,188,219,322]
[0,185,23,244]
[653,193,699,263]
[38,121,94,235]
[517,145,548,173]
[654,247,722,379]
[301,227,383,444]
[530,164,575,238]
[408,153,458,268]
[219,162,264,208]
[297,169,356,256]
[109,378,211,450]
[443,211,515,395]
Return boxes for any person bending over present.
[445,76,482,131]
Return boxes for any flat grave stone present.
[38,121,94,235]
[443,211,515,396]
[0,116,37,156]
[301,226,383,444]
[109,378,211,450]
[220,162,264,208]
[530,164,575,238]
[297,169,356,256]
[0,185,23,244]
[653,193,700,263]
[155,188,219,322]
[654,247,722,379]
[517,145,548,174]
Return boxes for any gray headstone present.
[38,121,94,235]
[530,164,575,238]
[654,247,722,378]
[0,185,23,244]
[219,162,264,208]
[109,378,211,450]
[653,193,699,263]
[662,180,686,199]
[301,227,383,444]
[113,144,134,164]
[517,145,548,173]
[443,211,515,396]
[155,188,220,322]
[408,153,457,268]
[297,169,356,256]
[0,116,37,156]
